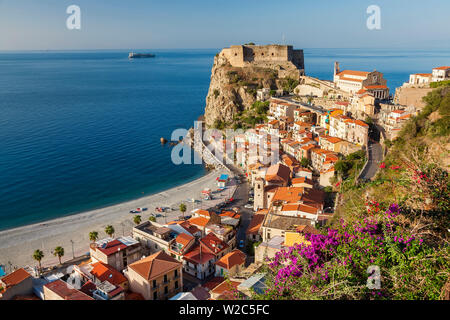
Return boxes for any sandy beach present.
[0,168,235,271]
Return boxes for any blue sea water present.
[0,48,449,231]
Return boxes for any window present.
[153,291,157,300]
[153,280,157,288]
[164,275,168,283]
[174,269,178,278]
[175,281,179,289]
[164,286,168,295]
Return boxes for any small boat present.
[128,52,155,59]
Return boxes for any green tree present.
[105,225,115,238]
[179,203,187,219]
[33,249,44,271]
[133,215,142,225]
[149,216,156,222]
[53,246,64,265]
[300,157,310,167]
[89,231,99,243]
[334,160,352,176]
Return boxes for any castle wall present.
[219,45,304,73]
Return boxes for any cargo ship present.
[128,52,155,59]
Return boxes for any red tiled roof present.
[211,280,241,296]
[200,233,229,255]
[433,66,450,70]
[44,279,94,300]
[337,70,370,77]
[95,239,128,256]
[90,262,127,286]
[188,216,210,228]
[202,277,225,291]
[215,250,246,269]
[246,210,267,235]
[175,232,195,247]
[128,251,181,281]
[183,245,216,265]
[1,268,31,288]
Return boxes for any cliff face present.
[204,45,304,128]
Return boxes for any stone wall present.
[220,44,304,72]
[394,86,433,111]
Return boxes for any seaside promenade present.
[0,168,232,271]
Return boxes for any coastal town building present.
[90,236,142,272]
[214,249,246,277]
[0,268,33,300]
[133,221,176,255]
[432,66,450,82]
[43,279,94,300]
[333,62,389,99]
[125,251,182,300]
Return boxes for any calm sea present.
[0,48,449,230]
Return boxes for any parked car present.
[239,240,245,248]
[129,210,139,214]
[244,204,253,209]
[155,213,163,218]
[248,197,254,202]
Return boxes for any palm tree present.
[133,215,142,225]
[33,249,44,271]
[149,216,156,222]
[179,203,187,219]
[53,246,65,265]
[89,231,99,243]
[105,225,115,238]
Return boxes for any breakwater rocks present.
[186,128,230,172]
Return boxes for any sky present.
[0,0,449,50]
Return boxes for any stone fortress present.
[218,44,305,79]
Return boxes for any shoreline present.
[0,167,231,269]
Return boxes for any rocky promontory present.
[204,44,305,128]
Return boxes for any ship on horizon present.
[128,52,155,59]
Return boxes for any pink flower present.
[379,162,386,169]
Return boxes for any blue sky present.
[0,0,449,50]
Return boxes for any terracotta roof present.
[200,233,229,255]
[188,216,210,228]
[191,286,211,300]
[364,85,388,89]
[326,136,343,144]
[265,163,291,184]
[194,209,211,217]
[90,262,127,286]
[175,232,195,247]
[271,187,304,203]
[128,251,181,281]
[337,70,370,77]
[215,249,246,269]
[1,268,31,288]
[203,277,225,291]
[95,239,128,256]
[413,73,432,77]
[296,225,321,235]
[44,279,94,300]
[211,280,241,296]
[183,245,216,265]
[291,177,313,186]
[433,66,450,70]
[246,210,267,235]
